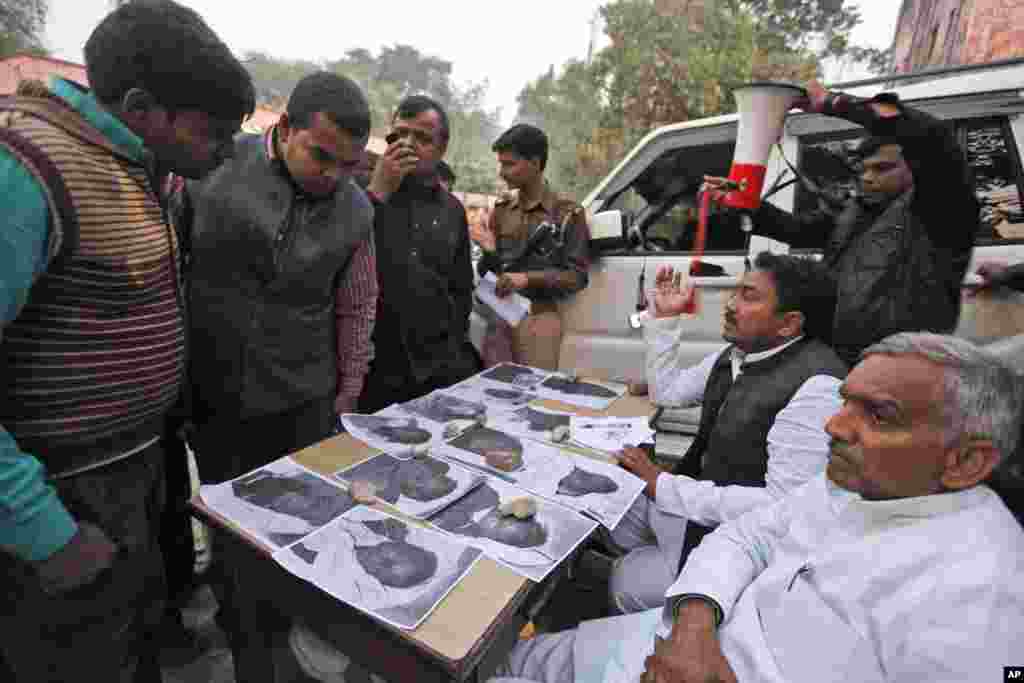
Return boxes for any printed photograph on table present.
[429,479,598,582]
[445,377,538,411]
[335,452,485,518]
[478,362,551,389]
[535,374,627,411]
[275,506,482,630]
[199,457,356,549]
[439,427,645,530]
[486,404,573,443]
[340,412,435,459]
[399,390,488,424]
[569,416,655,454]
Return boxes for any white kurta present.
[608,323,841,610]
[576,475,1024,683]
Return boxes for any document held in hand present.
[475,272,531,326]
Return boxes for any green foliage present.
[1,0,48,57]
[515,0,884,201]
[243,44,503,195]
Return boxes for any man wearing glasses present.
[359,95,481,412]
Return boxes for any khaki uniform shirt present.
[481,182,590,301]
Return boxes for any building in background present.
[0,53,87,94]
[892,0,1024,74]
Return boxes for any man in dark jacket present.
[359,95,480,413]
[707,81,980,365]
[176,71,376,682]
[610,252,846,612]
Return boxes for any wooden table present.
[190,392,655,682]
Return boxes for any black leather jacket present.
[753,97,979,363]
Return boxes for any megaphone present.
[719,81,806,210]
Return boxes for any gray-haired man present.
[492,333,1024,683]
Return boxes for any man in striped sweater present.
[0,2,254,681]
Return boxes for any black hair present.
[437,160,456,187]
[854,136,903,160]
[393,94,449,144]
[492,123,548,171]
[752,251,836,344]
[286,72,371,140]
[84,0,254,123]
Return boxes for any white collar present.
[827,477,995,530]
[731,335,804,375]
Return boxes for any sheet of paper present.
[535,374,628,411]
[442,376,540,413]
[335,452,485,519]
[478,362,551,389]
[428,478,598,582]
[475,272,531,326]
[485,403,574,445]
[436,426,645,530]
[341,408,449,459]
[199,457,356,550]
[570,416,655,453]
[274,506,482,631]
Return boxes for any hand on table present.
[618,446,665,498]
[495,272,529,298]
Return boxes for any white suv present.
[560,59,1024,398]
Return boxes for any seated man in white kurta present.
[610,252,846,612]
[492,333,1024,683]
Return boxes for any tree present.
[241,45,503,194]
[515,0,886,200]
[1,0,48,57]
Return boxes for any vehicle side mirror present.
[589,209,628,252]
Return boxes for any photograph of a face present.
[199,457,356,549]
[335,452,485,518]
[341,412,435,459]
[535,375,627,411]
[479,363,550,389]
[275,507,482,631]
[428,479,598,582]
[400,391,487,424]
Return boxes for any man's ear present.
[117,88,169,139]
[277,113,292,143]
[780,310,805,339]
[941,437,1000,491]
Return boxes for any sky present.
[43,0,900,125]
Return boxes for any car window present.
[962,117,1024,244]
[604,140,744,253]
[795,116,1024,245]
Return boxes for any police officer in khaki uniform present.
[471,124,590,370]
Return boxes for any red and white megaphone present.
[719,81,807,210]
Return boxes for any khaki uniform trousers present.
[482,300,562,371]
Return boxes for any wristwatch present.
[670,593,724,628]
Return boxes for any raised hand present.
[469,209,497,252]
[368,137,420,201]
[651,265,695,319]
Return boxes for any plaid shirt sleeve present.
[334,232,378,414]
